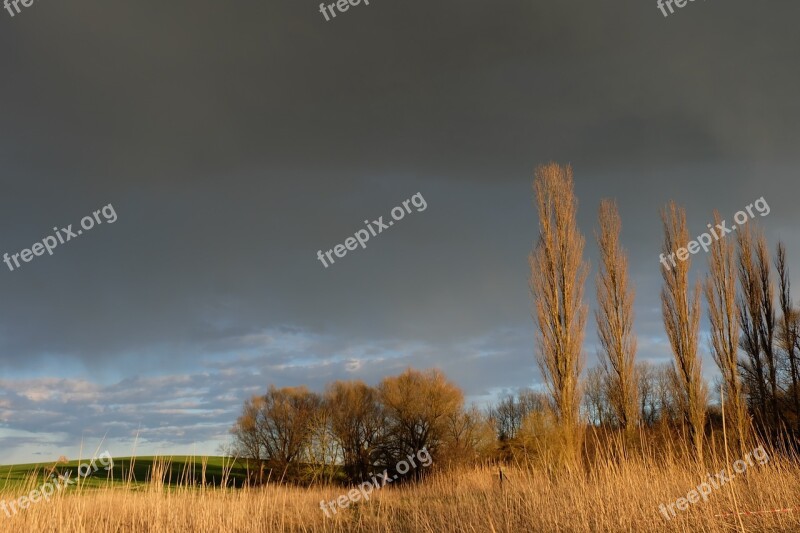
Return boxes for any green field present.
[0,456,251,491]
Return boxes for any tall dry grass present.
[2,438,800,532]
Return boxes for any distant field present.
[0,456,250,491]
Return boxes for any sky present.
[1,0,799,464]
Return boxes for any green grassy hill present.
[0,456,251,491]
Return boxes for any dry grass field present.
[2,442,799,532]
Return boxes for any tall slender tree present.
[704,211,747,450]
[777,242,800,430]
[737,225,769,427]
[660,202,707,459]
[737,226,783,432]
[529,162,588,462]
[755,232,780,430]
[595,199,638,440]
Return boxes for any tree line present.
[232,161,798,481]
[530,162,798,462]
[229,369,494,484]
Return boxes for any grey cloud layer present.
[0,327,539,456]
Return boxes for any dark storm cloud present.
[1,0,799,456]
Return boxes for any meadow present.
[2,438,799,532]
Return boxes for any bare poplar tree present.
[704,210,747,449]
[737,226,781,431]
[529,162,588,462]
[595,199,638,439]
[660,202,707,459]
[755,232,780,429]
[777,242,800,429]
[737,225,769,426]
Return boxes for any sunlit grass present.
[1,441,799,531]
